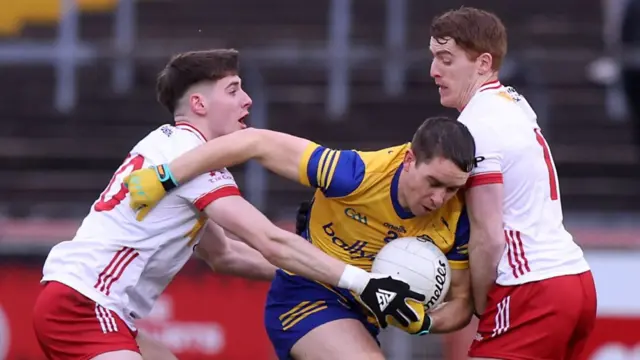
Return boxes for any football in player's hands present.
[358,274,426,328]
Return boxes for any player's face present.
[429,37,483,110]
[205,75,252,136]
[401,153,469,216]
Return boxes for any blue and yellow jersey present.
[297,142,469,272]
[264,142,469,358]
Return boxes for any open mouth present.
[238,114,249,128]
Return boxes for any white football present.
[372,237,451,311]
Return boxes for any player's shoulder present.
[466,85,530,119]
[460,85,536,139]
[357,143,409,174]
[314,143,407,199]
[152,121,207,146]
[132,122,207,163]
[348,143,408,196]
[461,94,506,121]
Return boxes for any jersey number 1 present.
[534,129,558,200]
[94,154,145,212]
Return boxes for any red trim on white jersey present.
[94,247,139,296]
[478,80,502,92]
[194,185,241,211]
[459,80,502,112]
[467,172,503,187]
[175,121,207,142]
[504,230,531,278]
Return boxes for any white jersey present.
[458,81,590,286]
[41,121,239,329]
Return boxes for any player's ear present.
[189,93,207,116]
[476,52,493,75]
[403,149,416,170]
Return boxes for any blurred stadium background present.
[0,0,639,359]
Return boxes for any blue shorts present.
[264,269,380,360]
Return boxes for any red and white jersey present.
[41,122,239,329]
[459,81,590,286]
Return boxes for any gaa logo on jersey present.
[344,208,368,225]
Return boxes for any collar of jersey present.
[390,163,415,219]
[478,79,502,92]
[460,80,503,112]
[175,121,207,143]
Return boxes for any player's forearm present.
[169,128,309,185]
[469,236,503,314]
[170,129,261,183]
[427,296,473,333]
[205,196,370,293]
[263,227,370,293]
[203,239,278,281]
[465,183,505,314]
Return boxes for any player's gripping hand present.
[123,164,178,221]
[388,302,433,336]
[357,274,426,329]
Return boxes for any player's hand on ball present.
[388,302,433,336]
[124,164,177,221]
[358,274,426,329]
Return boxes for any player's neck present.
[456,73,499,112]
[174,115,212,141]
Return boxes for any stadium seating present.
[0,0,118,36]
[1,0,638,220]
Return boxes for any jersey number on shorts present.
[534,129,558,201]
[94,154,145,212]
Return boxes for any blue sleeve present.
[447,207,470,262]
[305,146,366,198]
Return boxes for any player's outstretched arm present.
[171,128,310,184]
[124,128,318,219]
[466,184,505,314]
[425,268,473,333]
[204,195,363,287]
[204,195,427,329]
[195,220,277,281]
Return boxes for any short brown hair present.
[411,116,476,172]
[156,49,240,114]
[430,7,507,71]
